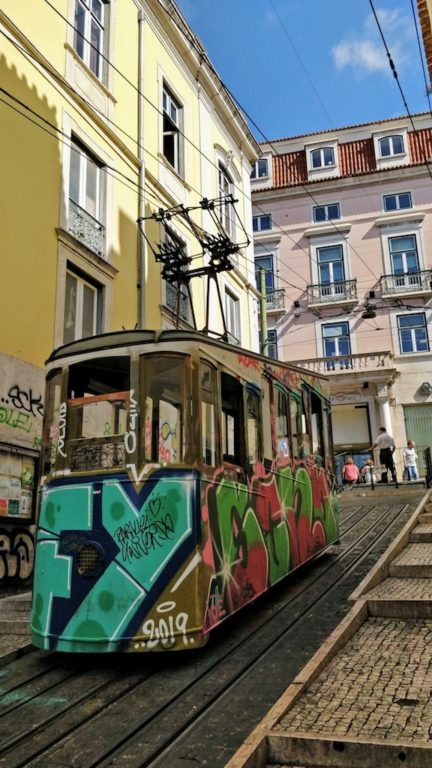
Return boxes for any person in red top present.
[342,457,359,485]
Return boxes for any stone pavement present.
[0,591,32,665]
[226,488,432,768]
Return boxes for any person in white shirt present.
[403,440,419,481]
[366,427,397,484]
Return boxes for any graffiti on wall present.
[0,379,44,451]
[0,525,35,585]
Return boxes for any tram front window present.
[143,356,189,464]
[67,356,130,471]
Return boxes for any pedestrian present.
[360,459,378,485]
[403,440,419,481]
[366,427,397,485]
[342,457,359,485]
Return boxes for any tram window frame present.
[221,372,245,469]
[273,384,291,461]
[310,390,325,462]
[200,360,219,467]
[66,356,130,471]
[245,385,263,469]
[41,368,63,476]
[141,354,191,465]
[300,388,312,458]
[290,394,301,459]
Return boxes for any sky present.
[175,0,431,141]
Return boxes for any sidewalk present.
[226,488,432,768]
[0,591,33,665]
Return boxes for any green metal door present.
[403,405,432,472]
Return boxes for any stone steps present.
[0,592,32,636]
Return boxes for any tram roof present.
[47,329,330,384]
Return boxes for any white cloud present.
[332,8,414,77]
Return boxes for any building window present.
[162,85,182,173]
[311,147,335,169]
[218,163,234,237]
[259,329,278,359]
[225,289,240,345]
[255,254,274,293]
[313,203,340,223]
[383,192,412,212]
[69,138,105,255]
[322,322,351,359]
[397,314,429,353]
[251,159,269,179]
[378,135,404,158]
[253,214,272,232]
[74,0,107,80]
[389,234,419,278]
[63,268,102,343]
[317,244,345,294]
[164,230,190,322]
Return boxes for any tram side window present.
[246,387,262,466]
[67,357,130,471]
[201,362,218,466]
[310,391,324,462]
[221,372,243,465]
[275,387,290,460]
[290,395,301,459]
[143,356,189,464]
[42,370,63,475]
[301,390,312,457]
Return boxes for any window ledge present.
[304,222,351,237]
[253,231,281,243]
[375,211,425,227]
[157,152,192,191]
[65,43,116,108]
[56,228,118,278]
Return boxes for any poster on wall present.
[0,451,35,520]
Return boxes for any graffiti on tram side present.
[31,462,337,652]
[202,462,338,630]
[0,526,35,585]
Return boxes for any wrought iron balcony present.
[264,288,285,312]
[293,351,393,375]
[307,279,357,307]
[380,269,432,297]
[69,199,105,256]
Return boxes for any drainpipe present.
[138,9,146,328]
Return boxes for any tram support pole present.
[260,268,268,357]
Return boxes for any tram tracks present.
[0,494,422,768]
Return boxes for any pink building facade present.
[252,113,432,479]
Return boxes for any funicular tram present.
[31,329,339,653]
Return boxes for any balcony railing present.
[69,199,105,256]
[266,288,285,311]
[292,350,393,375]
[307,279,357,306]
[380,269,432,296]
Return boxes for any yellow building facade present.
[0,0,259,587]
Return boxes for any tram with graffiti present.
[31,329,339,653]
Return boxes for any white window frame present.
[314,317,357,358]
[73,0,107,81]
[306,140,339,180]
[373,128,409,169]
[396,313,430,354]
[251,158,269,179]
[378,134,405,158]
[310,234,350,286]
[253,213,272,232]
[162,84,183,175]
[311,147,335,169]
[63,267,101,343]
[69,137,104,223]
[312,202,341,223]
[380,223,425,276]
[225,288,241,344]
[383,192,412,212]
[218,163,235,238]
